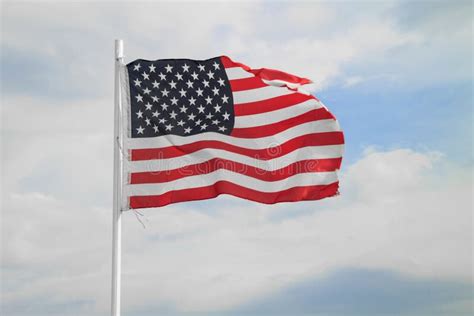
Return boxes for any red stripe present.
[129,181,339,209]
[231,108,335,139]
[131,131,343,161]
[248,68,312,85]
[230,77,268,91]
[130,157,342,184]
[221,56,241,68]
[234,93,316,116]
[221,56,312,85]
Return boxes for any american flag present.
[120,56,344,209]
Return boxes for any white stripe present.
[126,169,338,196]
[262,79,312,95]
[125,119,341,150]
[262,79,303,89]
[225,67,254,80]
[126,145,343,173]
[234,99,323,128]
[233,85,295,104]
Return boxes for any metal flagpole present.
[112,39,124,316]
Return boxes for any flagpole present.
[112,39,124,316]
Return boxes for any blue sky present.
[1,1,473,316]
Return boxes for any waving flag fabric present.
[120,56,344,209]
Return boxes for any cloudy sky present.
[1,1,473,315]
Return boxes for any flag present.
[120,56,344,209]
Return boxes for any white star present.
[179,105,188,113]
[143,87,151,94]
[152,80,159,88]
[165,123,173,131]
[221,95,229,103]
[177,120,185,126]
[135,94,143,102]
[207,70,215,79]
[158,73,166,80]
[205,96,213,104]
[196,87,204,96]
[179,89,187,97]
[145,102,153,110]
[191,72,199,80]
[213,62,220,70]
[214,104,221,112]
[151,96,159,102]
[161,88,169,97]
[205,112,213,119]
[170,111,178,119]
[145,117,151,126]
[212,119,220,125]
[197,105,205,113]
[198,64,205,71]
[200,123,208,130]
[142,72,149,80]
[182,64,190,72]
[175,72,183,80]
[159,118,167,124]
[161,103,169,111]
[202,80,210,88]
[195,119,202,126]
[133,63,141,71]
[136,126,144,134]
[165,64,173,73]
[152,110,159,117]
[133,78,142,87]
[212,87,219,95]
[188,97,196,105]
[170,97,178,105]
[169,80,177,89]
[186,80,194,88]
[188,113,196,121]
[136,110,143,118]
[153,125,159,133]
[222,112,230,120]
[217,78,225,86]
[149,64,156,72]
[218,126,227,132]
[184,127,192,134]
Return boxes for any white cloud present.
[3,1,469,95]
[1,2,472,315]
[2,144,472,314]
[343,76,364,87]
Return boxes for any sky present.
[0,1,473,315]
